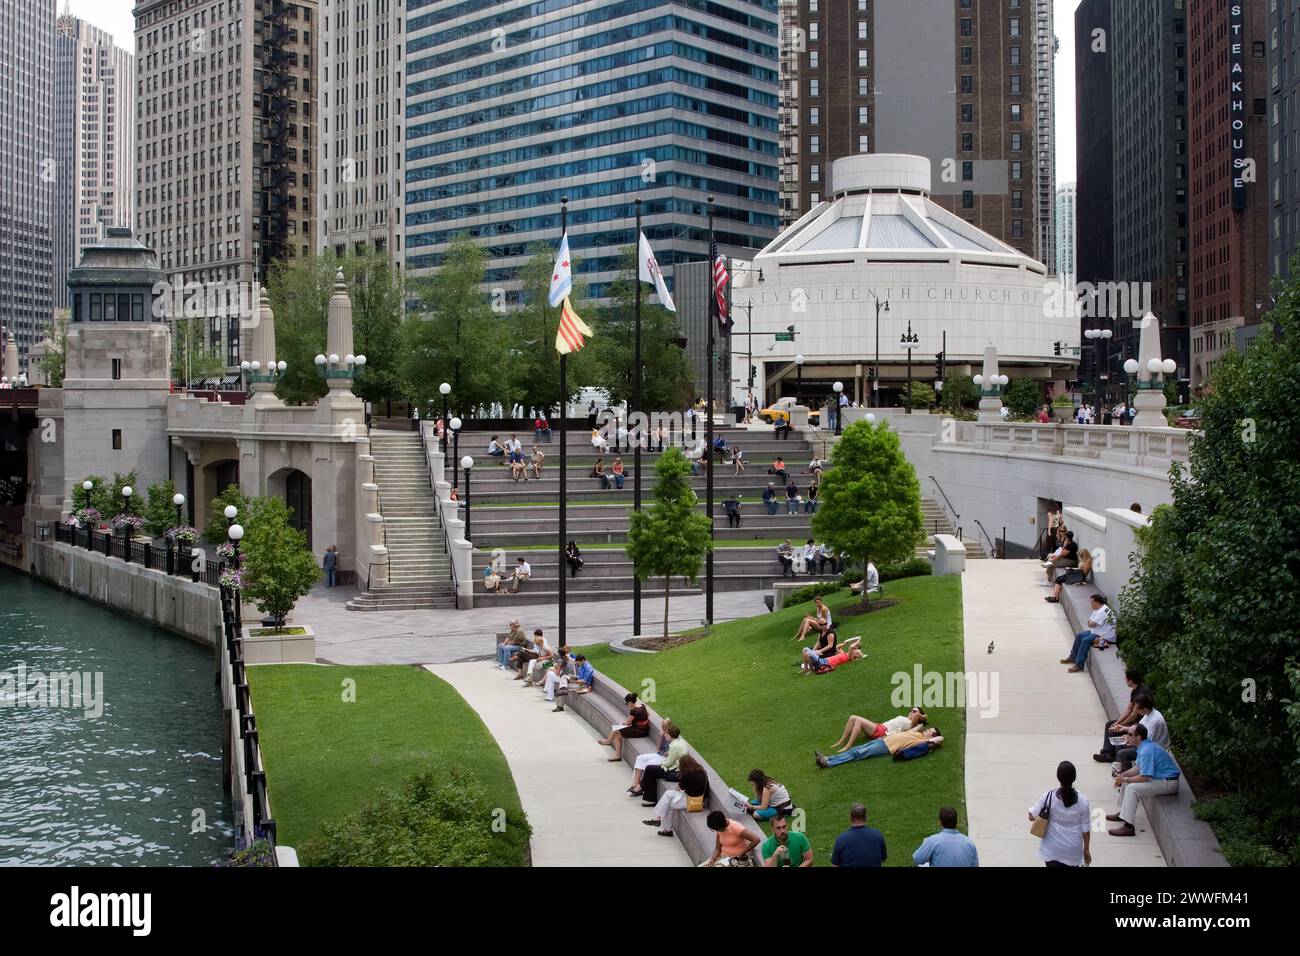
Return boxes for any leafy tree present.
[398,235,509,413]
[39,310,69,388]
[171,316,226,385]
[588,245,695,410]
[337,250,406,405]
[1118,273,1300,862]
[266,254,334,406]
[812,419,924,573]
[72,471,137,522]
[625,447,713,638]
[142,479,180,538]
[938,374,977,413]
[240,496,321,630]
[1004,377,1043,418]
[204,483,252,544]
[904,381,936,409]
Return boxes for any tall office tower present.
[1035,0,1056,270]
[54,4,136,310]
[1270,1,1300,292]
[0,0,56,373]
[1074,0,1112,289]
[1188,0,1268,390]
[1055,182,1076,283]
[778,0,802,227]
[133,0,318,369]
[781,0,1040,259]
[318,0,403,264]
[403,0,782,302]
[1077,0,1189,384]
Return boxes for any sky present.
[69,0,1081,184]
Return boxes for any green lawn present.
[577,575,966,866]
[247,664,527,866]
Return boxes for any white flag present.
[638,230,676,313]
[548,232,573,308]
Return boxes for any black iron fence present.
[53,522,222,586]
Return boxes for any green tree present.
[240,497,321,630]
[588,246,695,410]
[205,483,252,544]
[171,316,226,385]
[812,419,924,572]
[399,235,508,413]
[266,254,334,406]
[39,310,69,388]
[904,381,936,409]
[1118,271,1300,862]
[71,474,113,520]
[337,250,406,405]
[625,447,713,638]
[938,374,977,413]
[1004,377,1043,419]
[142,479,180,538]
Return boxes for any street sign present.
[774,332,795,342]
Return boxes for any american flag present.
[711,248,731,332]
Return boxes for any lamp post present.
[450,417,463,491]
[172,492,186,527]
[228,522,244,569]
[1083,326,1113,423]
[832,381,844,435]
[872,296,890,407]
[794,353,804,406]
[121,485,134,561]
[461,456,474,542]
[81,480,94,548]
[439,382,452,468]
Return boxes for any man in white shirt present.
[487,436,504,457]
[1061,594,1118,672]
[801,539,819,574]
[1113,693,1169,771]
[817,543,838,575]
[508,557,531,593]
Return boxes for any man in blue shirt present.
[912,807,979,867]
[1107,724,1180,837]
[548,654,594,712]
[830,803,887,867]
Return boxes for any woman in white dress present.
[1028,761,1092,867]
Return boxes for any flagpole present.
[633,198,643,639]
[706,196,715,626]
[558,197,568,651]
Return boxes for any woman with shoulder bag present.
[642,755,709,837]
[1028,760,1092,867]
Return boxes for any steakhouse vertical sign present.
[1230,2,1248,212]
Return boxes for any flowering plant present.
[219,567,244,590]
[72,507,102,526]
[111,514,146,531]
[216,541,241,561]
[169,525,200,545]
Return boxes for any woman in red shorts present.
[826,706,929,754]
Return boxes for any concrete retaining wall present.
[29,541,222,647]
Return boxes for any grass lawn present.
[247,664,527,866]
[576,574,965,866]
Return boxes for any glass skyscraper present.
[404,0,782,300]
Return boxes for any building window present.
[1010,104,1022,122]
[1010,75,1022,94]
[961,46,972,65]
[962,190,974,209]
[810,163,821,182]
[1011,161,1023,180]
[961,75,973,94]
[962,104,973,122]
[810,192,821,204]
[962,161,973,181]
[960,18,973,37]
[809,78,820,97]
[1012,219,1024,238]
[859,135,870,153]
[1010,46,1021,66]
[858,20,867,40]
[858,106,869,124]
[111,359,122,381]
[1012,190,1023,210]
[1011,132,1022,151]
[858,49,868,68]
[1009,17,1020,36]
[962,132,973,151]
[859,78,869,95]
[809,106,820,125]
[810,135,821,154]
[1253,40,1266,58]
[112,429,123,450]
[809,50,819,68]
[809,21,819,41]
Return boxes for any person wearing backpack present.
[1028,760,1092,867]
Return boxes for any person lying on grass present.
[815,726,944,769]
[791,596,831,642]
[826,707,929,753]
[800,637,862,674]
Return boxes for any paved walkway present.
[424,661,691,867]
[300,583,770,664]
[962,560,1165,867]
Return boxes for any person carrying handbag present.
[642,754,709,837]
[1028,761,1092,867]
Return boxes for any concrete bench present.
[564,670,764,866]
[1055,586,1226,867]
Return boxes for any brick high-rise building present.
[318,0,403,264]
[133,0,318,369]
[781,0,1041,259]
[54,4,136,310]
[1188,0,1269,391]
[0,0,56,372]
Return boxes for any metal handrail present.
[927,475,961,528]
[972,519,996,556]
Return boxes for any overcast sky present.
[69,0,1081,185]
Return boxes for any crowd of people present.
[775,539,849,578]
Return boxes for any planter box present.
[241,624,316,664]
[1052,406,1074,422]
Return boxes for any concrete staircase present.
[346,430,458,611]
[919,498,988,559]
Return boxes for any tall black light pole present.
[833,381,844,435]
[450,417,462,491]
[172,492,186,527]
[557,197,568,650]
[873,296,889,407]
[902,319,915,415]
[461,457,473,541]
[705,196,716,625]
[794,353,804,404]
[633,198,643,637]
[1083,325,1112,422]
[439,382,451,466]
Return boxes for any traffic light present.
[1053,341,1062,357]
[749,365,757,388]
[934,351,945,380]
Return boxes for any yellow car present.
[758,397,820,425]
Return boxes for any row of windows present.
[407,0,775,36]
[71,291,151,323]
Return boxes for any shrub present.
[240,497,320,628]
[142,479,180,538]
[880,558,933,582]
[220,839,276,868]
[1004,378,1043,419]
[204,484,251,543]
[783,582,843,606]
[1193,794,1298,867]
[306,767,530,867]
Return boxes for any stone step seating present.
[471,516,817,548]
[558,666,765,865]
[349,432,458,612]
[465,474,829,506]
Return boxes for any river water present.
[0,569,232,865]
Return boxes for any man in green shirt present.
[760,816,813,867]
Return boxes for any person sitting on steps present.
[610,457,626,489]
[1045,549,1093,602]
[598,693,651,761]
[776,539,796,577]
[592,457,609,488]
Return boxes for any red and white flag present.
[548,232,573,308]
[638,230,676,312]
[712,252,731,330]
[555,296,593,355]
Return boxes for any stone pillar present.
[325,269,355,393]
[247,287,279,400]
[4,330,22,381]
[1131,312,1173,429]
[976,346,1005,423]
